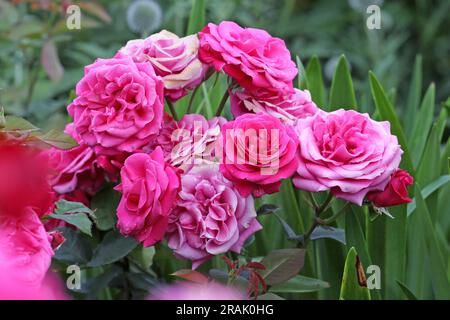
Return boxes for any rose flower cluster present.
[1,21,414,296]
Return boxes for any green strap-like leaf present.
[186,0,205,35]
[404,55,422,136]
[329,55,357,111]
[296,55,308,90]
[409,83,435,166]
[369,71,414,175]
[306,55,326,107]
[339,247,371,300]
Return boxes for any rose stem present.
[166,98,178,121]
[215,86,231,116]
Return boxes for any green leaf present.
[186,0,205,35]
[257,293,285,300]
[256,204,280,216]
[339,247,371,300]
[55,199,95,218]
[269,275,329,293]
[91,187,119,231]
[53,227,93,264]
[409,84,435,165]
[369,71,414,175]
[407,175,450,215]
[85,265,122,300]
[345,208,372,269]
[412,185,450,299]
[404,55,422,136]
[310,226,346,245]
[88,230,139,267]
[305,55,326,107]
[37,129,77,150]
[329,55,357,111]
[4,116,39,132]
[49,212,93,236]
[396,281,418,300]
[296,55,308,90]
[260,248,305,285]
[129,246,155,272]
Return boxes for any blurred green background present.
[0,0,448,130]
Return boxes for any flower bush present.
[0,6,448,301]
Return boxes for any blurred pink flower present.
[0,209,53,287]
[148,282,247,300]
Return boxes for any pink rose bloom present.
[45,145,106,196]
[115,147,181,247]
[170,114,226,171]
[293,109,403,205]
[220,113,299,197]
[231,88,319,125]
[167,164,262,269]
[143,112,179,160]
[199,21,297,95]
[118,30,207,102]
[0,209,53,287]
[67,56,164,155]
[148,282,247,300]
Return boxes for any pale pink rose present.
[0,209,53,288]
[118,30,208,102]
[143,112,179,160]
[293,109,403,205]
[67,56,164,155]
[115,147,181,247]
[144,113,226,172]
[170,114,226,171]
[167,164,262,269]
[230,88,319,124]
[148,282,247,300]
[220,113,299,197]
[199,21,297,95]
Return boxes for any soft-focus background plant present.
[0,0,449,300]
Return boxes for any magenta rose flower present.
[293,109,403,205]
[118,30,208,102]
[199,21,297,95]
[367,169,413,207]
[166,164,262,269]
[115,147,181,247]
[220,113,299,197]
[0,209,53,287]
[230,88,319,124]
[67,56,164,155]
[44,145,106,196]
